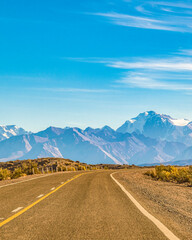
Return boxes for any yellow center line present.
[0,173,84,228]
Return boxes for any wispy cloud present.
[32,87,113,93]
[106,57,192,71]
[90,1,192,32]
[110,56,192,91]
[93,12,184,31]
[69,53,192,92]
[135,5,151,14]
[0,75,114,94]
[160,8,175,13]
[178,49,192,56]
[150,2,192,9]
[118,72,192,91]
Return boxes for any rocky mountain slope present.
[117,111,192,145]
[0,125,28,141]
[0,111,191,165]
[0,125,187,165]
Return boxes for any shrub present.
[11,168,25,179]
[67,167,76,171]
[82,166,86,171]
[62,166,67,171]
[0,168,11,180]
[145,165,192,185]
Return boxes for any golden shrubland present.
[145,165,192,185]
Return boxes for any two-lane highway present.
[0,171,174,240]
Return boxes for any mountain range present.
[0,111,192,165]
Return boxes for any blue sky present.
[1,0,192,132]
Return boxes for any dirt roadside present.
[114,168,192,240]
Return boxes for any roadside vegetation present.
[0,158,132,181]
[145,165,192,185]
[0,158,95,180]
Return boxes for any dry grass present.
[145,165,192,185]
[0,158,91,180]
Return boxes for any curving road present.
[0,171,171,240]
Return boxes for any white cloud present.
[65,49,192,92]
[178,49,192,56]
[106,58,192,71]
[135,5,151,14]
[66,55,192,92]
[90,1,192,32]
[81,55,192,92]
[161,8,175,13]
[78,56,192,72]
[150,2,192,9]
[94,12,161,23]
[93,12,183,31]
[33,87,113,93]
[118,72,192,91]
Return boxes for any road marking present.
[0,218,4,221]
[110,173,180,240]
[51,187,55,190]
[61,182,64,184]
[0,173,84,228]
[12,207,23,213]
[37,194,44,198]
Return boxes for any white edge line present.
[110,172,180,240]
[12,207,23,213]
[51,187,55,190]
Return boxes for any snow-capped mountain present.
[0,125,28,142]
[0,111,192,165]
[0,126,186,165]
[0,127,120,164]
[117,111,192,145]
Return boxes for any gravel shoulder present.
[114,169,192,240]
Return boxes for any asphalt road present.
[0,171,169,240]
